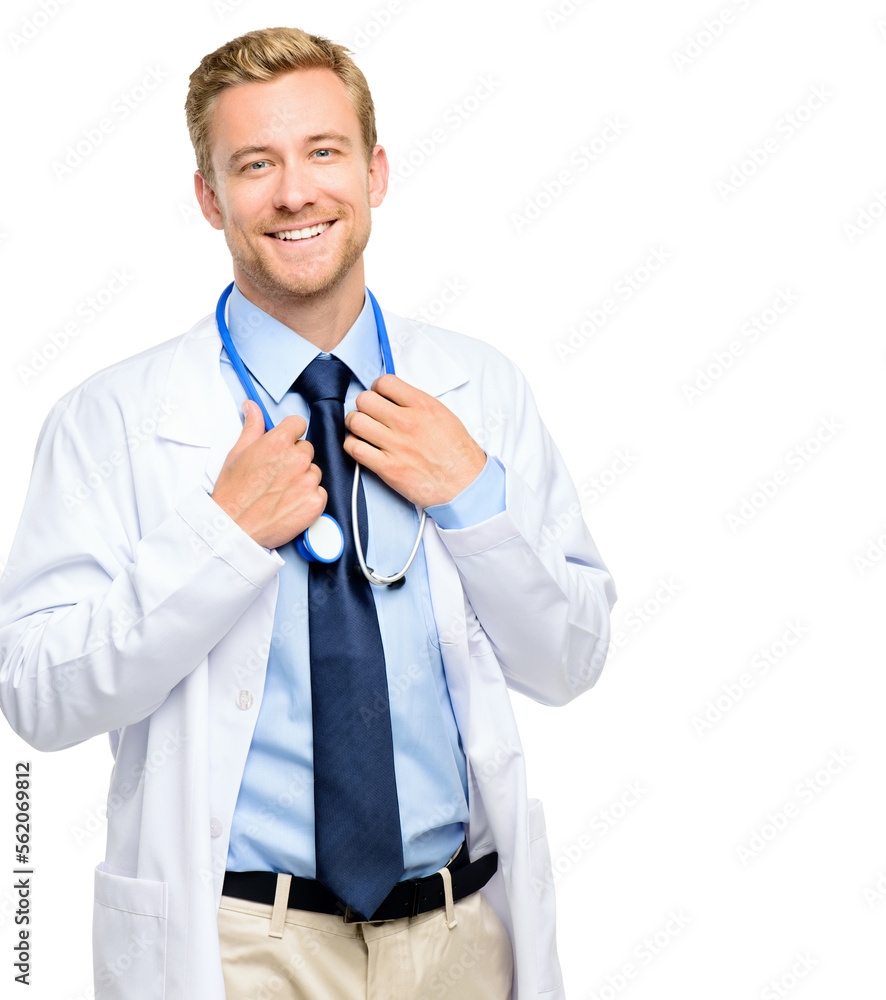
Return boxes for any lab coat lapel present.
[154,314,243,490]
[381,309,469,398]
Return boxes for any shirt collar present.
[226,282,383,403]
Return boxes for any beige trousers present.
[217,880,513,1000]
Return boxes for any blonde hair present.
[185,26,377,184]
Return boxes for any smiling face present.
[195,67,388,310]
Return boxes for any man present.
[0,26,615,1000]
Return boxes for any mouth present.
[266,220,335,243]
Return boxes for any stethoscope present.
[215,282,426,587]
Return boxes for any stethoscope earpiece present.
[216,282,426,585]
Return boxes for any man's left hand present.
[343,374,487,508]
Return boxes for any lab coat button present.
[209,818,224,838]
[237,690,254,710]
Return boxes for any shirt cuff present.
[425,454,506,529]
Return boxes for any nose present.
[272,160,319,215]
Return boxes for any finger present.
[292,438,315,464]
[302,457,323,488]
[229,400,267,455]
[344,432,388,474]
[275,413,308,442]
[350,390,401,428]
[298,479,328,509]
[344,409,396,452]
[368,373,421,406]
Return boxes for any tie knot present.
[294,356,352,405]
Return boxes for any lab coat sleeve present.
[0,396,283,752]
[433,359,616,707]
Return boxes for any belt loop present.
[436,866,457,930]
[446,840,464,868]
[269,873,292,938]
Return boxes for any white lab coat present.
[0,305,615,999]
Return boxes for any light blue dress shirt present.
[221,283,506,879]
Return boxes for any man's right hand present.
[211,400,327,550]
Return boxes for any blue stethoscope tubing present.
[215,281,426,585]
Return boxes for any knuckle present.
[281,414,307,436]
[266,431,289,456]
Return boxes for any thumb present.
[231,400,267,453]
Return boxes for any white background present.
[1,0,885,997]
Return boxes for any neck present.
[233,263,366,353]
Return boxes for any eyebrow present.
[304,132,353,149]
[226,133,354,170]
[226,145,271,169]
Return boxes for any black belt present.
[223,845,498,924]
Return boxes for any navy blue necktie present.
[294,356,404,920]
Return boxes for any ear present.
[367,144,389,208]
[193,170,225,231]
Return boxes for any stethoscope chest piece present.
[294,513,345,564]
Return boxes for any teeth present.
[273,222,332,241]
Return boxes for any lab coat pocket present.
[93,863,168,999]
[527,797,563,993]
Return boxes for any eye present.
[312,149,333,159]
[247,160,270,171]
